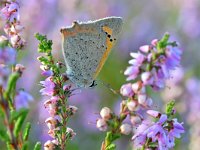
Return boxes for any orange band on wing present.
[93,26,114,79]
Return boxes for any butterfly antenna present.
[96,80,123,99]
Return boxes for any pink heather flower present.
[10,34,25,48]
[124,66,140,81]
[138,94,147,105]
[147,110,161,118]
[96,118,107,131]
[66,127,76,140]
[130,115,142,126]
[120,83,134,97]
[151,39,158,46]
[0,1,20,22]
[0,46,16,65]
[15,90,33,109]
[139,45,150,53]
[68,105,78,115]
[141,72,154,85]
[40,76,56,96]
[63,84,72,91]
[44,140,56,150]
[44,96,59,116]
[129,52,146,66]
[45,117,58,130]
[10,22,24,33]
[127,100,137,111]
[120,123,132,135]
[100,107,112,120]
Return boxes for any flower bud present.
[100,107,112,120]
[120,83,134,97]
[68,105,78,115]
[139,45,150,53]
[96,119,107,131]
[127,101,137,111]
[145,97,153,107]
[10,34,19,46]
[132,82,140,93]
[15,64,25,74]
[45,117,58,130]
[44,140,56,150]
[138,94,147,105]
[66,127,76,139]
[147,110,161,118]
[130,116,142,125]
[141,72,154,85]
[120,123,132,135]
[151,39,158,46]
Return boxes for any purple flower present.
[15,90,34,109]
[124,37,182,91]
[40,76,55,96]
[0,46,16,65]
[132,113,184,149]
[41,70,53,77]
[0,1,20,22]
[165,47,182,70]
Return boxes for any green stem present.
[0,92,19,150]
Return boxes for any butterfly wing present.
[61,17,123,87]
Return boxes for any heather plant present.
[97,34,184,150]
[36,33,77,150]
[0,0,41,149]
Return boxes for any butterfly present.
[60,17,123,88]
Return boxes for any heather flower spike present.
[98,34,184,150]
[36,33,77,149]
[0,1,38,149]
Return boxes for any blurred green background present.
[1,0,200,149]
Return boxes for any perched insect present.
[60,17,123,88]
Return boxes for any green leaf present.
[111,133,121,141]
[166,100,175,116]
[22,141,29,150]
[6,142,12,150]
[157,33,170,49]
[10,108,29,123]
[6,72,20,94]
[23,122,31,141]
[37,56,49,65]
[13,109,29,137]
[106,143,116,150]
[0,129,10,142]
[35,33,52,53]
[33,142,42,150]
[148,142,158,148]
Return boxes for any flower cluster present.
[36,33,77,150]
[0,0,25,48]
[96,34,184,150]
[132,109,184,149]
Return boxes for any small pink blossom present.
[120,83,134,97]
[139,45,150,53]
